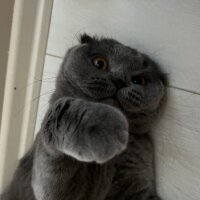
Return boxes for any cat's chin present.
[99,97,125,112]
[99,97,142,118]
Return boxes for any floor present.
[35,1,200,199]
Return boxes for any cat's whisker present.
[15,76,58,94]
[14,89,55,117]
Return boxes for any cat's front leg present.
[41,97,129,164]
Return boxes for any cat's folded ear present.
[79,33,94,44]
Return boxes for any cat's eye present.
[131,76,147,86]
[92,56,108,71]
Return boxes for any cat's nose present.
[112,78,126,89]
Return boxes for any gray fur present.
[1,34,167,200]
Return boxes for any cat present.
[0,34,167,200]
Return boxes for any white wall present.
[0,0,53,191]
[0,1,15,125]
[35,1,200,199]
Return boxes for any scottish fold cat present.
[1,34,167,200]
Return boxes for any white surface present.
[154,88,200,199]
[35,0,200,199]
[47,0,200,93]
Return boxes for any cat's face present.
[53,34,167,132]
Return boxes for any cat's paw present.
[82,103,129,163]
[43,97,129,163]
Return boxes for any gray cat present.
[1,34,167,200]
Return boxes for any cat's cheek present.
[142,91,165,110]
[116,92,142,113]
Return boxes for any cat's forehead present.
[86,38,139,58]
[77,35,143,62]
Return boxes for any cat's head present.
[51,34,168,134]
